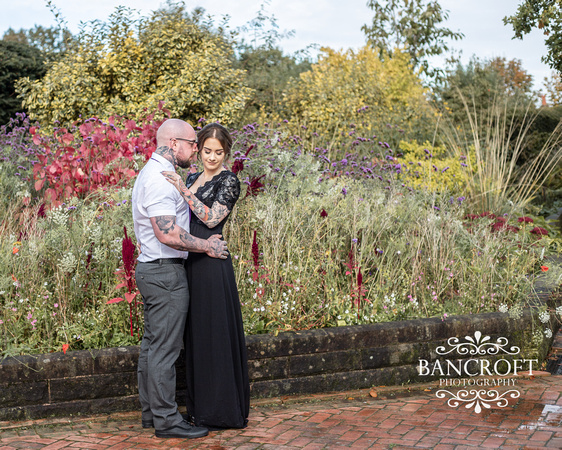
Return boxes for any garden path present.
[0,372,561,449]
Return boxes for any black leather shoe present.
[155,419,208,439]
[142,413,191,429]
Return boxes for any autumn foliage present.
[31,105,169,205]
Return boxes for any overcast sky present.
[1,0,554,91]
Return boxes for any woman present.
[161,123,249,430]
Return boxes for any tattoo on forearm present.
[178,229,199,250]
[177,183,230,228]
[155,215,176,234]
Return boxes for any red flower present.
[320,209,328,217]
[491,221,506,232]
[252,230,259,273]
[62,344,69,355]
[478,211,496,219]
[530,227,548,236]
[491,221,519,233]
[517,216,533,223]
[122,226,136,281]
[37,203,46,218]
[464,214,479,220]
[540,266,549,272]
[246,175,265,197]
[231,145,254,175]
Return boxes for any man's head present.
[156,119,197,168]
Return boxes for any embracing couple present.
[132,118,250,439]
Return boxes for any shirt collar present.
[150,152,175,171]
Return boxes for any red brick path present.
[1,374,561,449]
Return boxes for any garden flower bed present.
[1,114,561,359]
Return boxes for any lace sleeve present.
[216,172,241,211]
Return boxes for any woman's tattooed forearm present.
[178,183,230,228]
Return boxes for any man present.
[132,118,228,439]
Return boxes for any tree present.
[16,3,253,127]
[282,46,433,147]
[435,56,535,123]
[3,26,73,61]
[235,46,311,120]
[504,0,562,74]
[0,40,46,125]
[361,0,463,78]
[543,72,562,105]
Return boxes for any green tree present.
[235,46,311,120]
[436,56,535,120]
[16,3,253,127]
[3,26,73,61]
[0,40,46,125]
[362,0,463,78]
[504,0,562,74]
[543,72,562,105]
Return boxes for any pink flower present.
[517,216,533,223]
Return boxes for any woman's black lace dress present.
[184,170,249,429]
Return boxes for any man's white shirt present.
[132,153,190,262]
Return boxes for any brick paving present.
[1,374,561,449]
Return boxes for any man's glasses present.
[173,137,198,145]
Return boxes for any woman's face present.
[199,137,226,172]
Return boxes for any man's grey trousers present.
[135,261,189,430]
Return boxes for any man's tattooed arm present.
[149,215,227,259]
[161,171,230,228]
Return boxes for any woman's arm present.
[161,171,230,228]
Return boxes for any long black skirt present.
[184,220,250,429]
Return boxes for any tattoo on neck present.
[155,146,176,166]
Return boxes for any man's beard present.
[176,156,191,169]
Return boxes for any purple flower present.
[342,187,348,196]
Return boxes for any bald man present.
[132,119,228,439]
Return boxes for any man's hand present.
[206,234,228,259]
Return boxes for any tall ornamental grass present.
[441,93,562,213]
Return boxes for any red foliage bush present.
[32,105,170,205]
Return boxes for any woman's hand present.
[161,171,187,192]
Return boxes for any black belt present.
[144,258,186,265]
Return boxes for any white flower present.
[498,303,509,313]
[556,305,562,316]
[539,310,550,324]
[544,328,553,338]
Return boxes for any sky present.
[1,0,554,91]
